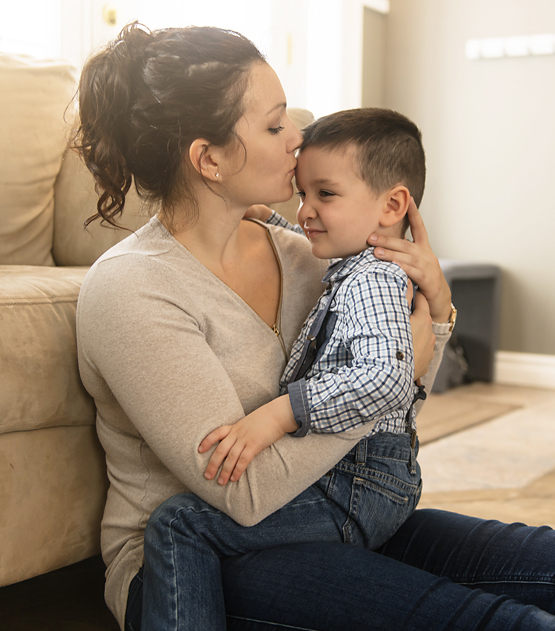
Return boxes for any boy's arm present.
[288,268,416,436]
[199,394,297,485]
[246,204,305,236]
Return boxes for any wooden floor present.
[2,382,554,629]
[418,382,555,527]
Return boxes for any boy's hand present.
[199,395,298,485]
[369,198,452,324]
[244,204,273,221]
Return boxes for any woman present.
[76,23,555,631]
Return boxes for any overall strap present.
[405,383,427,474]
[288,281,341,384]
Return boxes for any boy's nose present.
[298,200,317,223]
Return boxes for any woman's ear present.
[379,186,411,227]
[189,139,221,182]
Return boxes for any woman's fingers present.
[405,198,430,247]
[369,202,452,323]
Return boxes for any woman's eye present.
[268,125,284,135]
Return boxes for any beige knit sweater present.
[77,216,449,629]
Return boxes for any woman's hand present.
[369,199,452,323]
[411,292,436,380]
[244,204,273,221]
[199,395,298,485]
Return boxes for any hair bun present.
[112,22,153,70]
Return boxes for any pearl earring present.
[215,173,220,178]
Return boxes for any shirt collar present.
[323,247,377,284]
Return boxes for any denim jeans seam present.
[227,613,320,631]
[456,576,555,586]
[353,476,411,504]
[335,462,418,494]
[355,471,419,494]
[169,513,182,631]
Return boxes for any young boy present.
[200,107,427,492]
[147,108,433,626]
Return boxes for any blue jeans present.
[137,432,421,630]
[126,455,555,630]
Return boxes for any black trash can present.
[432,260,502,393]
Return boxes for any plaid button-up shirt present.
[268,212,418,439]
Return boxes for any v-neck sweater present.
[76,216,449,628]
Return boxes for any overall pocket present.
[328,444,422,550]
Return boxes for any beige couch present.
[0,52,307,587]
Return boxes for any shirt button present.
[396,351,405,360]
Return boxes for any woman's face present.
[221,62,303,208]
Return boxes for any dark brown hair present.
[300,108,426,235]
[75,22,265,228]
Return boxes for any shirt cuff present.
[266,210,289,228]
[287,379,311,437]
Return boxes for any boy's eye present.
[296,190,306,199]
[268,125,284,135]
[319,190,335,197]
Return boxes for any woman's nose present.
[287,121,304,153]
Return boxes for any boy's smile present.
[295,146,389,260]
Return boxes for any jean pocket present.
[336,466,421,549]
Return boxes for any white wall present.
[384,0,555,354]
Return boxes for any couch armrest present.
[0,265,95,434]
[0,265,108,586]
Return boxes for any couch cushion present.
[0,54,77,266]
[0,265,95,434]
[53,148,150,267]
[0,425,108,586]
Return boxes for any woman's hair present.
[75,22,265,228]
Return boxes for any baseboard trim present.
[495,351,555,389]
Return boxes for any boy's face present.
[295,146,388,259]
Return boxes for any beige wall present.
[383,0,555,354]
[362,7,386,108]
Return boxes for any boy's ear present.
[379,186,411,227]
[189,139,221,182]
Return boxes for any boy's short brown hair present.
[300,108,426,235]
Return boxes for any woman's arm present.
[79,256,369,528]
[80,213,448,529]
